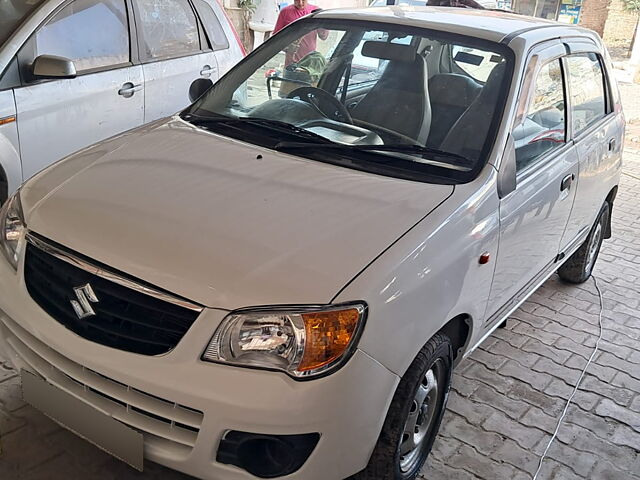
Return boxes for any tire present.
[558,202,610,284]
[352,333,453,480]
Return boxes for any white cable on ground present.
[531,275,604,480]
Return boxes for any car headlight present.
[0,192,26,271]
[202,303,367,378]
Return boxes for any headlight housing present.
[0,192,26,271]
[203,303,367,379]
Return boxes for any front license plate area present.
[21,370,144,471]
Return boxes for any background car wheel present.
[558,202,610,284]
[352,333,452,480]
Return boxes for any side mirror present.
[189,78,213,103]
[32,55,77,79]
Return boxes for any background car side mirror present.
[189,78,214,103]
[32,55,77,79]
[497,134,517,198]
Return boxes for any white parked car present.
[0,7,623,480]
[0,0,244,204]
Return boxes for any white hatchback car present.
[0,0,244,205]
[0,7,623,480]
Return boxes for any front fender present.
[334,166,501,377]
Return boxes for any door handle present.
[608,138,616,152]
[200,65,216,77]
[118,82,143,98]
[560,173,575,192]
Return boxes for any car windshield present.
[187,18,513,184]
[0,0,46,47]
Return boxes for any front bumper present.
[0,255,399,480]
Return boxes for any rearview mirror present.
[32,55,77,79]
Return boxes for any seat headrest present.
[361,41,417,63]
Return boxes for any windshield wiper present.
[182,114,333,144]
[273,141,473,167]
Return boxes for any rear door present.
[132,0,218,122]
[14,0,144,180]
[560,46,623,250]
[486,42,579,323]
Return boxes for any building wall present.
[602,0,638,56]
[579,0,611,36]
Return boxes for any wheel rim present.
[586,222,603,273]
[399,358,445,473]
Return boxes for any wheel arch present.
[436,313,472,368]
[0,164,7,205]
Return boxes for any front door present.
[14,0,144,180]
[486,42,578,323]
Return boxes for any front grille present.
[0,313,204,453]
[23,235,201,355]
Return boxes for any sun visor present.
[361,41,417,63]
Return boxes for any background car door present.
[14,0,144,180]
[485,43,579,324]
[561,47,623,246]
[132,0,219,122]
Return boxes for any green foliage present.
[238,0,257,13]
[623,0,640,14]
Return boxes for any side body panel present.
[334,166,501,376]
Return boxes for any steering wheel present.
[287,87,353,125]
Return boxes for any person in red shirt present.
[273,0,328,65]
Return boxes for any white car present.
[0,0,244,205]
[0,6,623,480]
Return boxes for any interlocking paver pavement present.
[1,86,640,480]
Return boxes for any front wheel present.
[352,333,452,480]
[558,202,610,284]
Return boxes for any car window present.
[452,45,501,82]
[566,53,607,136]
[513,59,566,172]
[33,0,129,73]
[192,0,229,51]
[134,0,201,60]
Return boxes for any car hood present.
[22,118,453,310]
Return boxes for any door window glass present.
[34,0,129,72]
[134,0,200,60]
[566,53,606,135]
[513,59,566,172]
[192,0,229,50]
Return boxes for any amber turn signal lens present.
[298,308,361,372]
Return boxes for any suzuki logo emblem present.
[70,284,99,319]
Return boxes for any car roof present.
[314,6,592,45]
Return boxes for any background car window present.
[134,0,200,60]
[192,0,229,51]
[34,0,129,72]
[513,59,566,172]
[452,45,501,82]
[566,53,606,136]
